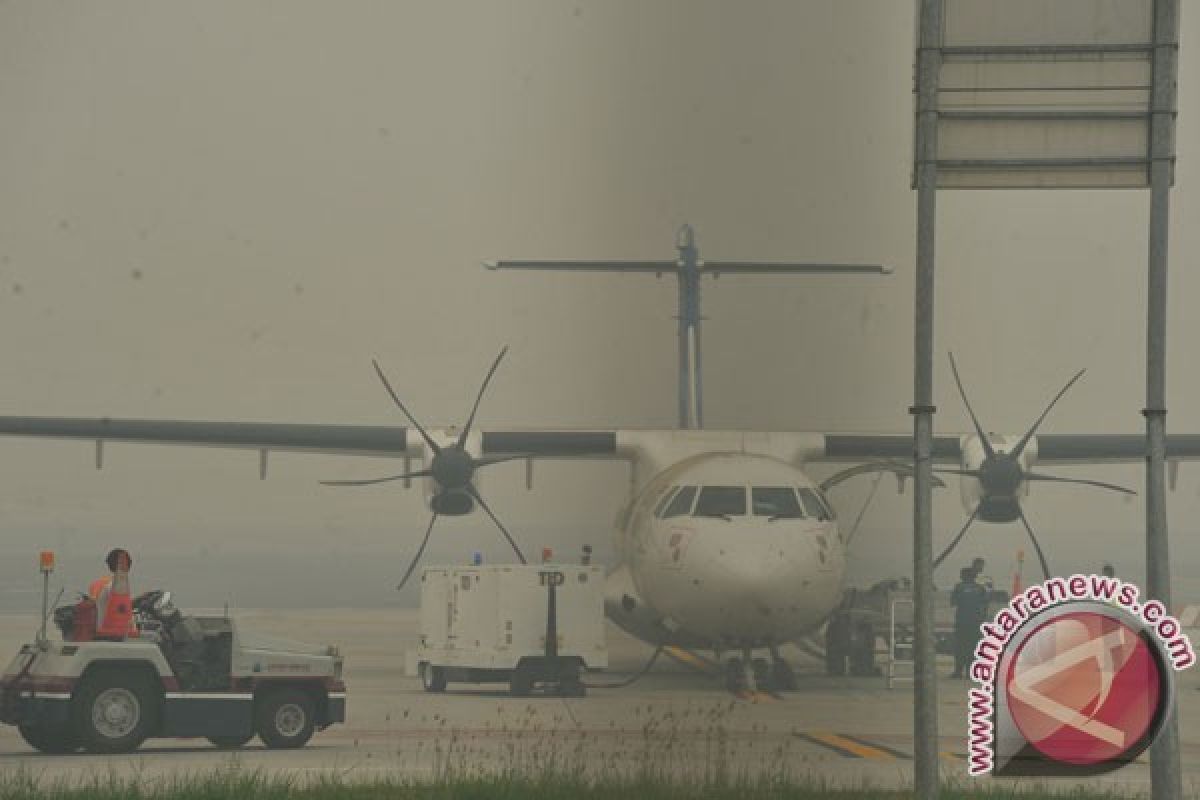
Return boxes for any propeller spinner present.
[933,353,1134,580]
[322,347,528,588]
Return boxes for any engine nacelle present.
[958,433,1038,522]
[420,428,483,516]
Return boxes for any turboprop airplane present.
[1,227,1199,693]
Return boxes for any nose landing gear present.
[768,643,797,691]
[722,644,796,694]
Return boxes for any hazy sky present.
[0,1,1198,608]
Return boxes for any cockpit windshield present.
[694,486,746,518]
[797,487,832,521]
[653,486,679,517]
[661,485,697,518]
[752,487,804,518]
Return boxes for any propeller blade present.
[1010,368,1087,460]
[372,359,441,455]
[458,346,508,449]
[934,506,980,569]
[473,453,530,469]
[466,483,527,564]
[320,469,433,487]
[397,512,439,590]
[1024,471,1136,495]
[1016,507,1052,581]
[948,353,995,459]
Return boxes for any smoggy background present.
[1,1,1198,610]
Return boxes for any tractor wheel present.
[17,723,80,754]
[255,688,316,750]
[73,669,157,754]
[207,734,254,749]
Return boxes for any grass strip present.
[0,768,1153,800]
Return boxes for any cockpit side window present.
[694,486,746,518]
[797,488,832,521]
[662,485,698,518]
[653,486,680,518]
[752,487,804,518]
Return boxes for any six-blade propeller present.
[934,353,1135,580]
[322,347,528,589]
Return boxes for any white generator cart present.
[416,564,607,696]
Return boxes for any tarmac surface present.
[1,608,1198,795]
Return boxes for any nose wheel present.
[724,657,750,693]
[724,647,763,694]
[723,646,797,694]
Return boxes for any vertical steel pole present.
[676,269,691,429]
[912,1,942,797]
[693,297,704,429]
[676,225,702,429]
[38,570,49,644]
[1146,2,1181,799]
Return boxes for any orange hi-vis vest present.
[92,556,136,638]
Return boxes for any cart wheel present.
[256,688,316,749]
[73,669,157,754]
[420,663,447,693]
[724,658,746,693]
[17,723,80,754]
[208,734,254,749]
[509,665,533,697]
[751,658,771,689]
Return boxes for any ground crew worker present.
[969,556,994,591]
[89,548,137,638]
[950,566,988,679]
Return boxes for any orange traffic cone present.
[1011,549,1025,597]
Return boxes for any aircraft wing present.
[0,417,622,459]
[817,433,1200,465]
[4,418,1199,468]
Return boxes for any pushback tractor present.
[0,553,346,754]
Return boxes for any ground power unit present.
[415,564,607,696]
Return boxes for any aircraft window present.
[662,485,698,518]
[752,487,805,519]
[694,486,746,518]
[797,488,832,521]
[653,486,680,518]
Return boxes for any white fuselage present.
[608,452,845,649]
